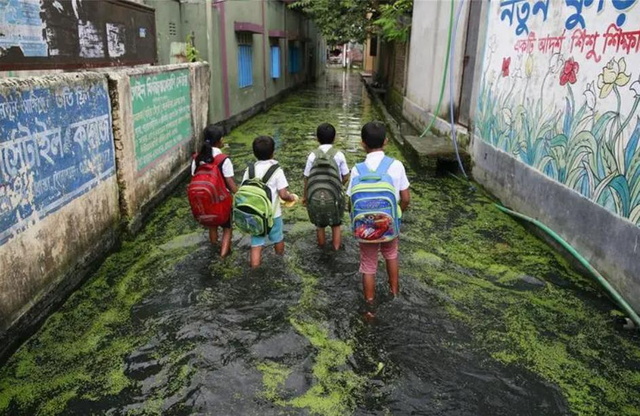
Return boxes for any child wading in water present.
[191,125,237,257]
[347,121,410,306]
[303,123,350,250]
[237,136,297,268]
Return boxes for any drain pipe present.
[496,204,640,329]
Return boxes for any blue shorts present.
[251,216,284,247]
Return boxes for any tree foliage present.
[374,0,413,43]
[291,0,373,45]
[291,0,413,45]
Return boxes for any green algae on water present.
[0,194,201,415]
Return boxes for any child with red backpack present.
[188,125,238,257]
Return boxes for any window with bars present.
[237,33,253,88]
[288,44,300,74]
[271,44,281,79]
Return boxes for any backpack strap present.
[262,163,281,183]
[326,147,338,159]
[355,162,371,176]
[213,153,228,167]
[248,162,256,179]
[313,148,325,160]
[375,156,394,176]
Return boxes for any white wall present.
[404,0,470,120]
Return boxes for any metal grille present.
[169,22,177,37]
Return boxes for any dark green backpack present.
[306,148,345,227]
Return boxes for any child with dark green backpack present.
[303,123,350,250]
[234,136,298,268]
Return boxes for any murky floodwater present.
[1,71,639,416]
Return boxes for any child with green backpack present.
[303,123,350,250]
[234,136,298,268]
[347,121,411,307]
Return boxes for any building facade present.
[147,0,327,127]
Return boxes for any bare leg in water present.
[221,228,232,258]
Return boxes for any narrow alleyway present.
[1,71,639,415]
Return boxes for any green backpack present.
[233,163,280,236]
[306,148,345,227]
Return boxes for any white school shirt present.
[242,160,289,218]
[346,151,410,200]
[303,144,350,179]
[191,147,234,177]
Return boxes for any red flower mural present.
[560,58,580,86]
[502,57,511,77]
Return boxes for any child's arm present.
[341,173,350,185]
[278,187,297,202]
[225,177,238,194]
[302,177,309,206]
[400,189,410,212]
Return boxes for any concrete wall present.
[470,2,640,312]
[108,63,210,232]
[0,74,120,358]
[403,0,470,130]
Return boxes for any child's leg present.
[221,227,232,258]
[208,227,218,244]
[359,243,380,303]
[381,239,400,296]
[316,227,326,247]
[271,217,285,255]
[250,231,267,269]
[250,246,263,268]
[362,273,376,303]
[331,225,341,251]
[385,258,399,296]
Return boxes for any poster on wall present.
[0,80,116,245]
[130,69,192,172]
[477,0,640,226]
[0,0,48,57]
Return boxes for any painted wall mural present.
[476,0,640,226]
[0,79,116,246]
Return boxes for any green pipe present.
[420,0,454,138]
[495,204,640,329]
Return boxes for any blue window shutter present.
[238,44,253,88]
[271,46,280,79]
[289,46,300,74]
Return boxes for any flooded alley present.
[1,71,639,416]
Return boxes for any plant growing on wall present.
[186,34,200,63]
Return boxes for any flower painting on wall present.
[476,0,640,226]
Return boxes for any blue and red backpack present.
[349,156,400,243]
[187,153,232,227]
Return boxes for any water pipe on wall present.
[419,0,454,138]
[448,0,469,179]
[496,204,640,329]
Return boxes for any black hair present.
[316,123,336,145]
[195,143,214,165]
[203,124,224,145]
[361,121,386,149]
[253,136,275,161]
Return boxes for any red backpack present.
[187,153,232,227]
